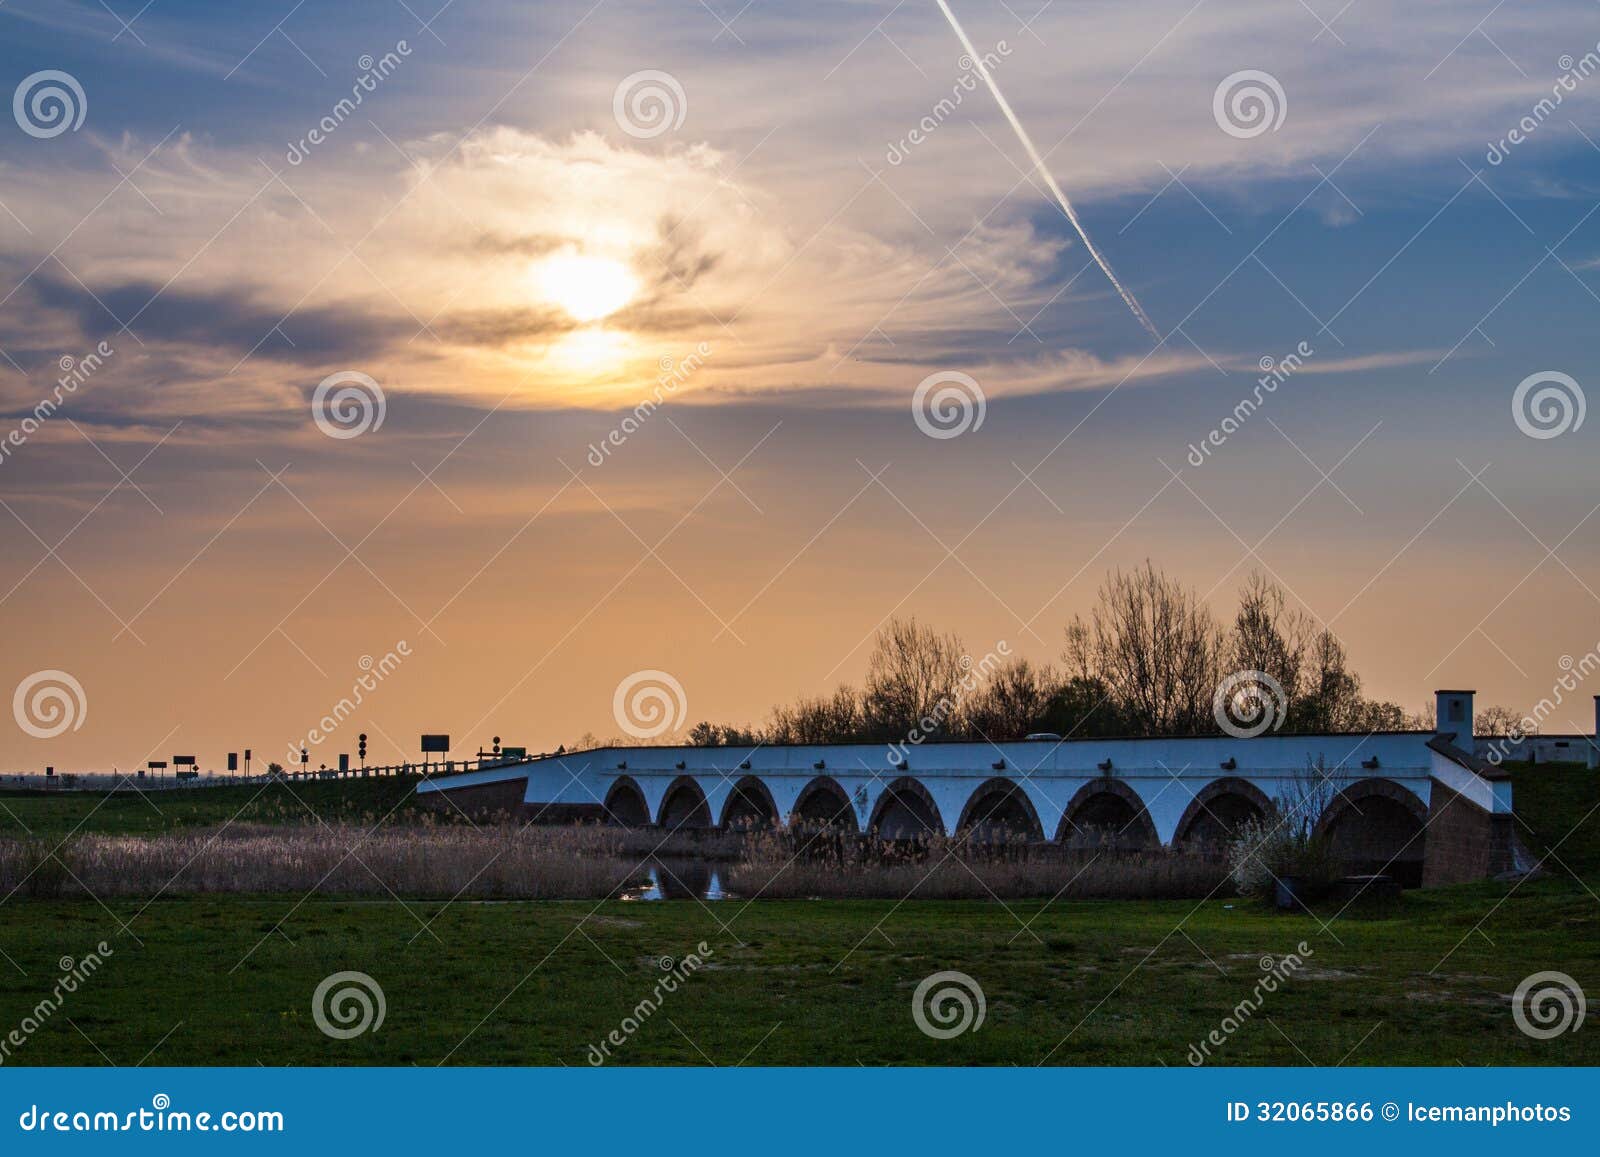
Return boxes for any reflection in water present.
[619,859,730,901]
[622,866,664,902]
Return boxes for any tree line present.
[683,563,1418,748]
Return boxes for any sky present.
[1,0,1598,771]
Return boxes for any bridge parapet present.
[420,732,1438,848]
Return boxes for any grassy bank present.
[0,880,1595,1066]
[0,775,429,840]
[0,761,1593,1066]
[1508,760,1600,875]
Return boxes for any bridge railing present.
[0,753,550,792]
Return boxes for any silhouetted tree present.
[960,658,1054,740]
[1294,631,1365,731]
[767,686,865,744]
[1475,704,1526,736]
[575,566,1413,748]
[862,617,966,740]
[1065,562,1224,735]
[1231,572,1312,719]
[686,721,761,747]
[1039,674,1130,737]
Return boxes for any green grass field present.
[0,775,430,840]
[0,763,1595,1066]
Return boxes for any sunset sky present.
[2,0,1598,771]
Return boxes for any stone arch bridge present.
[421,693,1517,886]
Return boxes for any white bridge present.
[420,691,1523,885]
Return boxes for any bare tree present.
[1476,704,1527,737]
[1294,630,1364,731]
[862,617,966,740]
[1279,755,1340,839]
[1065,562,1224,735]
[1230,573,1313,716]
[678,565,1405,749]
[767,686,865,744]
[687,720,760,747]
[1352,699,1410,731]
[960,658,1055,740]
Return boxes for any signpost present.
[420,734,449,775]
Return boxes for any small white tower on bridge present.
[1435,689,1474,739]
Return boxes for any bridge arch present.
[1173,777,1273,847]
[957,778,1044,842]
[720,776,780,831]
[602,776,650,827]
[657,775,712,829]
[1057,779,1158,848]
[869,776,944,840]
[1314,777,1428,886]
[791,776,859,831]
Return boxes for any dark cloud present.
[430,306,573,348]
[640,216,721,293]
[466,232,565,258]
[23,271,412,363]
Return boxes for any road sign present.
[172,755,196,766]
[420,734,450,754]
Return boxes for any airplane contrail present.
[934,0,1160,341]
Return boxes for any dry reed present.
[0,823,1228,901]
[726,828,1227,900]
[0,824,643,900]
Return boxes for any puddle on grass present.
[620,859,734,902]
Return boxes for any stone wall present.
[1473,734,1595,765]
[1422,778,1515,886]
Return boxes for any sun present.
[534,252,639,323]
